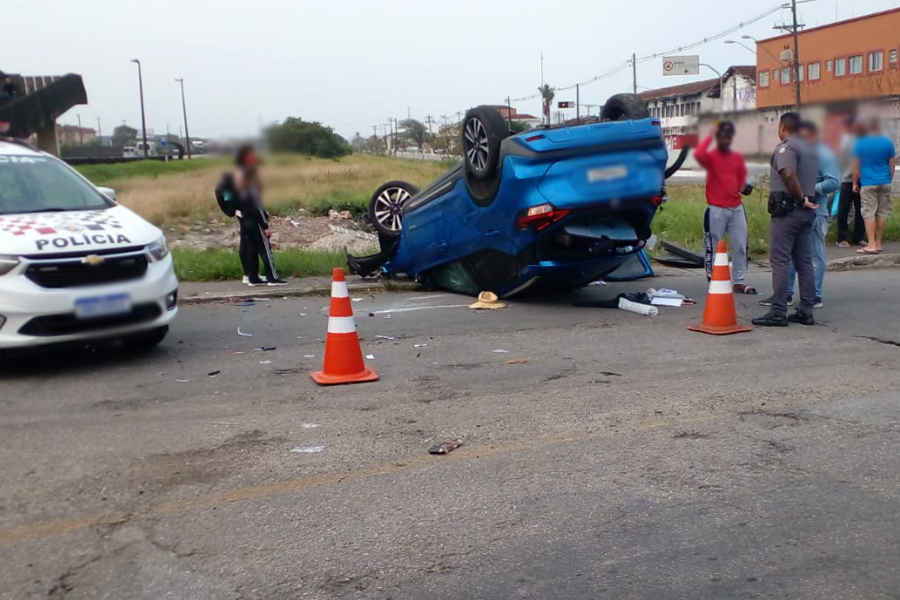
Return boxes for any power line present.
[509,3,784,103]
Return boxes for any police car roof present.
[0,138,43,156]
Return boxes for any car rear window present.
[0,155,112,215]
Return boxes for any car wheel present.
[600,93,650,121]
[368,181,419,237]
[462,106,508,182]
[123,326,168,350]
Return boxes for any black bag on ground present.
[215,172,239,217]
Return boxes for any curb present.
[827,252,900,272]
[180,279,422,306]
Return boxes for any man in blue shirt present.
[852,119,896,254]
[780,122,840,307]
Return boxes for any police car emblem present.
[82,255,105,267]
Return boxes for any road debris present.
[428,439,463,455]
[207,371,221,377]
[291,445,326,454]
[303,354,315,358]
[176,379,190,383]
[301,423,321,429]
[588,280,607,286]
[259,360,273,365]
[619,296,658,317]
[507,358,530,365]
[492,349,509,353]
[365,354,375,360]
[234,300,255,307]
[261,346,277,351]
[600,371,622,377]
[231,351,244,355]
[414,343,428,348]
[469,291,507,310]
[375,335,396,340]
[237,326,253,337]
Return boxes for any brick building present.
[755,7,900,151]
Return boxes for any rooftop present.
[758,6,900,44]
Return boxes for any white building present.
[639,66,757,150]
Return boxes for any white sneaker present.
[242,275,267,285]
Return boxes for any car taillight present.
[515,203,570,231]
[651,194,663,207]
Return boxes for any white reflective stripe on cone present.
[327,316,357,334]
[708,280,733,295]
[331,281,349,298]
[714,253,729,266]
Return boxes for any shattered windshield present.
[0,155,113,215]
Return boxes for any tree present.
[433,122,461,156]
[509,120,532,134]
[538,84,556,125]
[111,124,138,148]
[399,118,428,149]
[265,117,352,159]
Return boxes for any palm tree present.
[538,84,555,125]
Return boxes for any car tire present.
[600,93,651,121]
[462,106,508,182]
[123,326,168,350]
[368,181,419,237]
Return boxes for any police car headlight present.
[147,238,169,261]
[0,255,19,276]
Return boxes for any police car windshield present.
[0,155,113,215]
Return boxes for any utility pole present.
[790,0,801,110]
[632,53,638,95]
[76,113,83,146]
[425,114,434,134]
[506,97,512,130]
[130,59,148,158]
[96,117,102,144]
[774,0,804,110]
[540,52,544,88]
[175,78,192,159]
[576,84,580,123]
[407,107,411,119]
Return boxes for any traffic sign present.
[662,55,700,76]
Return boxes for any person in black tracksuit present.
[234,145,287,287]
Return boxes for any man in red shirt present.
[694,121,756,294]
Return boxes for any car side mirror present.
[98,186,117,201]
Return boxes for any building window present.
[797,64,805,81]
[835,57,847,76]
[759,71,770,87]
[781,67,791,84]
[869,51,884,72]
[809,62,821,80]
[826,59,833,72]
[891,49,898,64]
[849,55,863,74]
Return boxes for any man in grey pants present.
[753,112,819,327]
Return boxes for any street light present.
[700,63,724,119]
[725,39,756,55]
[130,59,148,158]
[739,35,783,63]
[76,113,83,146]
[174,78,192,159]
[96,117,102,144]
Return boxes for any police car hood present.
[0,205,161,256]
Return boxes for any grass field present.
[171,248,346,281]
[76,155,451,227]
[662,184,900,258]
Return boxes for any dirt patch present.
[168,211,378,254]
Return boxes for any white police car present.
[0,138,178,353]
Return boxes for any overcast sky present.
[7,0,897,140]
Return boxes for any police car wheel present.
[123,326,168,350]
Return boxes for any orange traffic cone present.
[688,241,752,336]
[310,268,379,385]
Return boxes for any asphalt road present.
[2,267,900,599]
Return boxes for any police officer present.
[753,112,819,327]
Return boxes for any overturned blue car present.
[348,94,688,298]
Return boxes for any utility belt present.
[767,191,801,217]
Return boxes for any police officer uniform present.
[765,134,819,320]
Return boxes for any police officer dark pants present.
[769,209,816,317]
